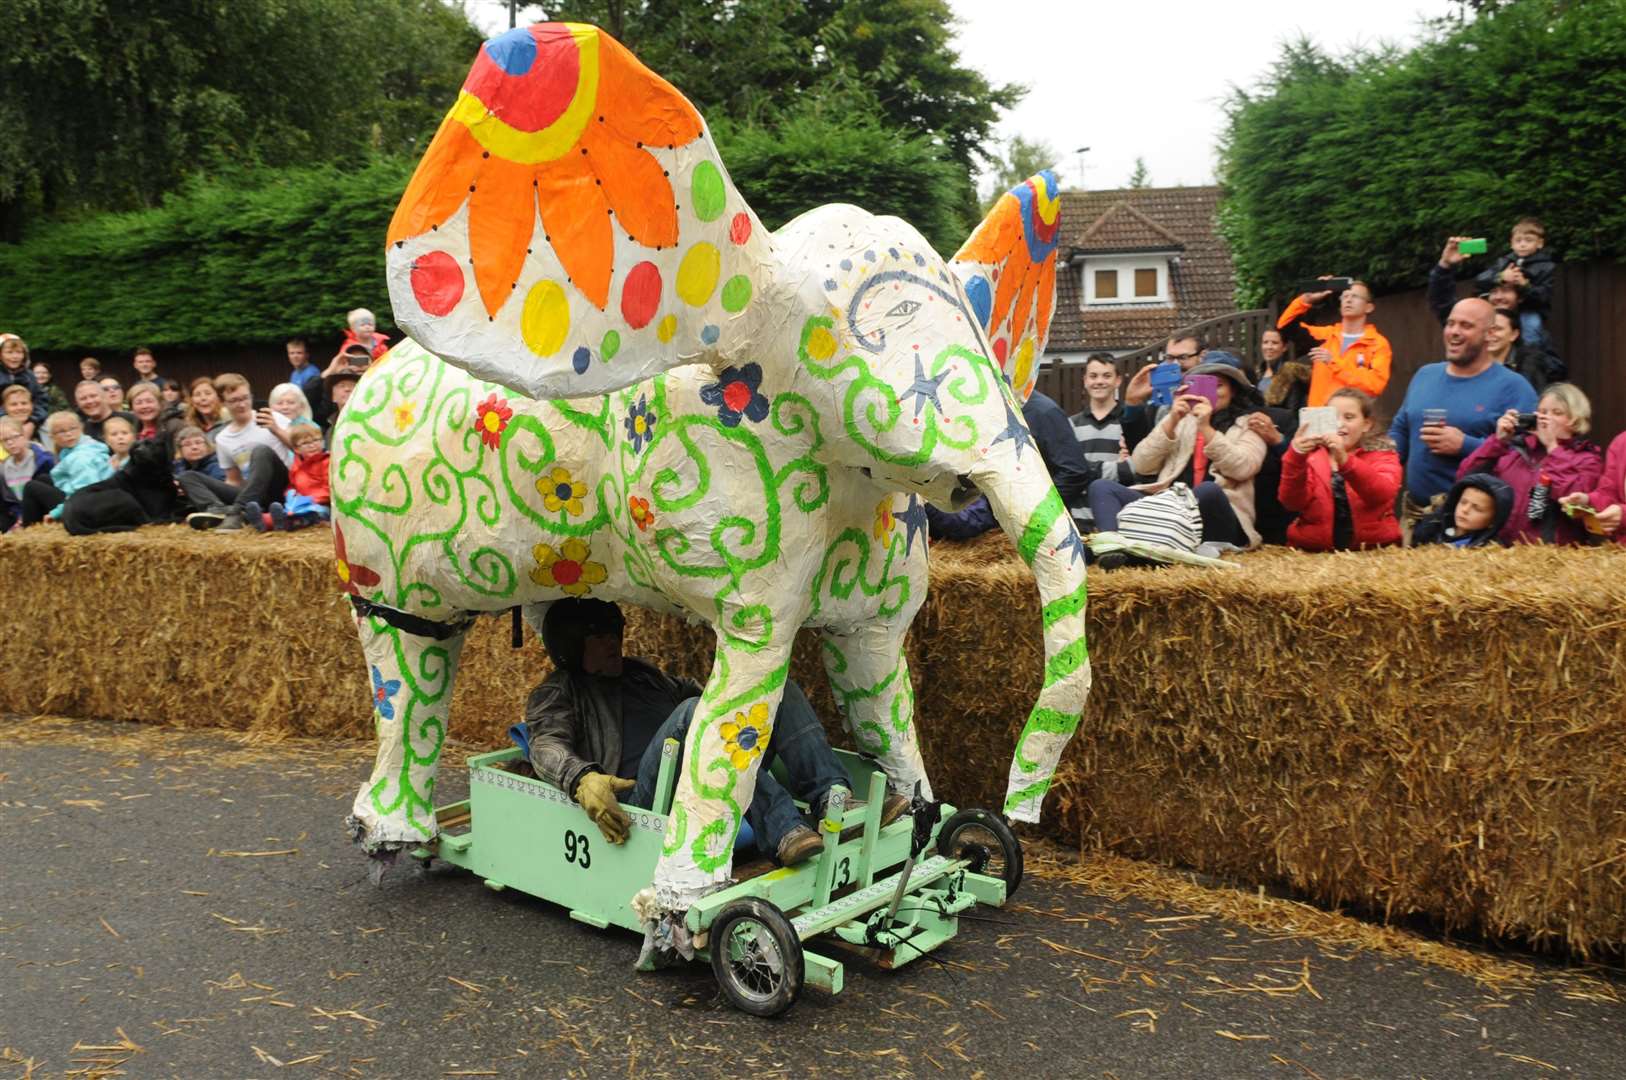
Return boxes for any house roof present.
[1047,185,1239,353]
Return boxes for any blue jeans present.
[630,679,849,856]
[1519,309,1548,351]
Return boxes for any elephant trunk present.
[973,458,1091,823]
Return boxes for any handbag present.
[1115,483,1202,554]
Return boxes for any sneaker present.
[186,505,229,530]
[242,501,267,532]
[1097,552,1129,571]
[216,507,246,531]
[775,824,824,866]
[268,502,288,531]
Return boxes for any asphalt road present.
[2,717,1622,1079]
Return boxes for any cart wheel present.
[709,897,804,1017]
[937,808,1023,897]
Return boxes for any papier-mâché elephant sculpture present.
[338,22,1089,915]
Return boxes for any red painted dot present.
[410,250,465,317]
[729,212,752,245]
[621,261,662,330]
[722,381,752,412]
[993,338,1009,363]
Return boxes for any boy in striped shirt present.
[1069,354,1136,531]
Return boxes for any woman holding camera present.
[1456,382,1602,545]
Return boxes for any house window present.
[1094,270,1118,299]
[1082,256,1172,306]
[1135,268,1158,298]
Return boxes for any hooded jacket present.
[1279,443,1402,551]
[1475,248,1557,316]
[1457,430,1603,546]
[288,449,332,504]
[1276,295,1393,407]
[1413,474,1517,548]
[0,363,49,429]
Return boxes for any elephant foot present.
[345,814,424,889]
[631,887,696,970]
[367,848,400,889]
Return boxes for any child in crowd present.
[79,356,101,381]
[102,415,136,471]
[1412,474,1515,548]
[25,411,111,524]
[244,421,330,531]
[3,384,39,443]
[341,308,390,362]
[0,417,55,531]
[1475,217,1556,352]
[1279,388,1402,551]
[172,425,226,480]
[0,333,49,430]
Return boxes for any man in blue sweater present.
[1389,298,1538,543]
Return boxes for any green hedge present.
[1219,0,1626,304]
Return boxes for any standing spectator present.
[1560,430,1626,545]
[126,383,165,443]
[284,338,325,414]
[130,347,161,386]
[1388,299,1538,542]
[1,418,55,531]
[98,376,125,411]
[71,380,135,445]
[78,356,101,382]
[3,385,40,443]
[180,374,293,531]
[1456,383,1602,546]
[341,308,390,362]
[1430,238,1565,392]
[1279,388,1401,551]
[0,334,48,430]
[1412,475,1516,548]
[184,376,230,434]
[172,425,227,481]
[1275,279,1392,407]
[32,361,72,414]
[1255,327,1287,395]
[1475,218,1556,351]
[1067,354,1136,532]
[24,412,111,524]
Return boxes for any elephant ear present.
[384,22,775,400]
[949,170,1062,402]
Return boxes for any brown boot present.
[775,824,824,866]
[879,792,912,828]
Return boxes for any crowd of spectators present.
[0,309,380,535]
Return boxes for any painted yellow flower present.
[538,465,586,516]
[393,400,416,432]
[720,702,772,772]
[530,537,607,596]
[873,498,896,541]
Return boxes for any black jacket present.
[0,365,49,428]
[1412,473,1516,548]
[1475,248,1556,316]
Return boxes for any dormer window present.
[1082,255,1171,306]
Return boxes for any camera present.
[1515,412,1538,433]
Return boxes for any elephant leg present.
[346,612,467,854]
[820,622,932,801]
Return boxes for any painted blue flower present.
[699,363,770,427]
[623,394,658,453]
[371,666,402,722]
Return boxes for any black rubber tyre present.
[936,808,1023,897]
[708,897,805,1017]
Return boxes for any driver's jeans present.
[629,679,850,857]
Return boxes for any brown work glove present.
[574,771,635,844]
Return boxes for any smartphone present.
[1457,238,1488,255]
[1422,408,1449,428]
[1298,406,1338,439]
[1299,276,1352,296]
[1180,374,1219,407]
[1147,360,1184,408]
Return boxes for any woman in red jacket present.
[1279,388,1402,551]
[1559,430,1625,544]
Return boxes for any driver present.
[522,598,908,866]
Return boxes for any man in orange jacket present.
[1275,279,1392,407]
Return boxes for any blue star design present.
[897,495,929,557]
[900,355,949,418]
[989,395,1034,459]
[1055,524,1086,566]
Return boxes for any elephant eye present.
[886,299,922,317]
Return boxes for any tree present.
[1127,157,1151,189]
[981,135,1057,208]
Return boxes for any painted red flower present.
[335,522,382,596]
[475,392,513,450]
[629,495,655,532]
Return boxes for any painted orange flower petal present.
[991,250,1025,343]
[1034,258,1056,348]
[467,155,540,318]
[388,120,481,246]
[595,34,704,151]
[538,154,613,309]
[582,123,679,250]
[1008,256,1040,353]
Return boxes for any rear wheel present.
[936,808,1023,897]
[708,897,804,1017]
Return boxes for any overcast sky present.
[468,0,1459,192]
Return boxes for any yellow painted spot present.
[1012,336,1035,391]
[675,242,721,307]
[806,326,836,361]
[521,279,571,357]
[336,560,351,584]
[656,314,677,343]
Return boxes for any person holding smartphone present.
[1275,276,1393,407]
[1279,390,1401,552]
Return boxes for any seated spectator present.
[125,382,165,444]
[1275,278,1392,406]
[0,418,55,532]
[321,358,368,444]
[183,376,230,434]
[523,599,903,863]
[22,411,112,524]
[70,379,135,447]
[1066,355,1137,532]
[59,438,186,535]
[180,374,293,531]
[1413,474,1515,548]
[1255,327,1287,395]
[1089,361,1267,559]
[1559,430,1626,545]
[245,421,331,531]
[340,308,390,363]
[1279,389,1401,551]
[33,361,72,414]
[261,382,315,449]
[98,376,125,412]
[3,384,39,443]
[102,415,136,471]
[172,425,226,481]
[1457,383,1603,546]
[1389,299,1537,542]
[1475,218,1556,352]
[925,389,1090,540]
[0,334,49,431]
[130,346,161,386]
[1241,407,1298,545]
[158,378,185,414]
[78,356,101,381]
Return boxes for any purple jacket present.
[1581,432,1626,546]
[1457,432,1603,545]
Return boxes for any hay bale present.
[3,525,1624,953]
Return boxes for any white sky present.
[465,0,1459,191]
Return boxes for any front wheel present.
[936,808,1023,897]
[708,897,804,1017]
